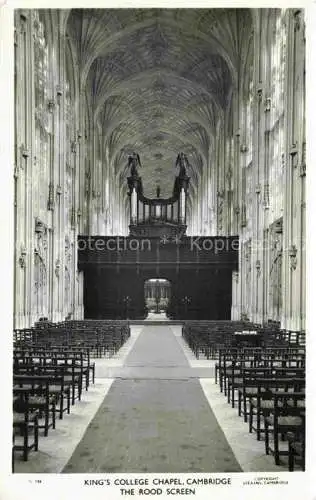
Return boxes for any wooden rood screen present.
[78,236,239,320]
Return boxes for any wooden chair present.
[220,348,239,396]
[14,376,56,436]
[288,417,305,471]
[238,366,271,422]
[249,377,305,441]
[40,371,71,419]
[13,392,39,462]
[264,391,305,465]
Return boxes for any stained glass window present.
[269,10,286,218]
[33,11,49,219]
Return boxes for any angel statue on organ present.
[175,152,189,177]
[128,152,141,177]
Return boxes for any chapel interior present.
[12,8,306,477]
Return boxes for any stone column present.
[251,11,266,324]
[282,10,305,331]
[14,12,28,328]
[231,271,240,320]
[25,12,36,327]
[179,188,185,224]
[131,188,137,224]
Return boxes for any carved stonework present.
[275,219,283,234]
[263,183,270,209]
[33,11,40,30]
[294,10,302,32]
[85,170,91,195]
[55,259,61,278]
[290,143,297,155]
[300,142,306,177]
[19,245,27,269]
[255,259,261,277]
[234,205,240,215]
[35,106,50,132]
[269,219,283,320]
[217,189,224,199]
[257,84,263,102]
[217,190,224,231]
[92,190,101,200]
[19,13,27,34]
[71,208,76,229]
[47,99,56,113]
[56,85,63,97]
[21,145,29,159]
[233,271,239,284]
[48,182,55,210]
[65,237,72,265]
[14,164,19,179]
[35,217,45,233]
[209,206,215,221]
[33,248,47,306]
[241,203,247,227]
[34,223,48,250]
[34,250,47,279]
[33,217,48,315]
[290,143,298,168]
[281,153,285,172]
[64,266,71,313]
[255,184,261,195]
[244,240,252,311]
[226,167,233,183]
[244,241,252,262]
[289,244,298,270]
[77,209,82,225]
[65,237,70,253]
[264,98,271,112]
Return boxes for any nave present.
[13,321,305,474]
[10,7,307,482]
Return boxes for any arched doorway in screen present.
[144,279,171,317]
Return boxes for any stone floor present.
[145,312,169,321]
[13,324,287,473]
[63,325,240,473]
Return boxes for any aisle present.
[63,326,241,473]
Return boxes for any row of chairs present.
[182,320,305,359]
[14,320,130,358]
[13,348,92,468]
[12,320,131,470]
[182,321,262,359]
[215,346,305,471]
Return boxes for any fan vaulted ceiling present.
[66,8,253,197]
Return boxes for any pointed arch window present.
[33,12,50,219]
[271,10,287,123]
[269,10,286,216]
[245,77,254,162]
[33,12,48,108]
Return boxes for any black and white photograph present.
[0,3,314,499]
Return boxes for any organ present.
[127,153,190,238]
